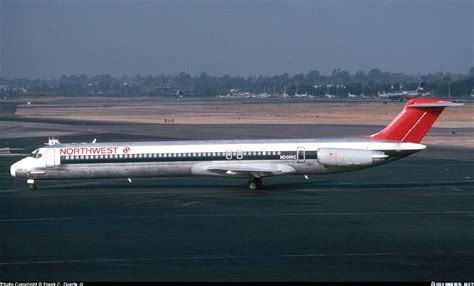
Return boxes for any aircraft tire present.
[247,181,258,191]
[247,178,262,191]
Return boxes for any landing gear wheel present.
[247,178,262,191]
[27,179,36,190]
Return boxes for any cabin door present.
[297,147,305,163]
[46,149,55,167]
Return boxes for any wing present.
[191,162,296,178]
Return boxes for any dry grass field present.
[12,96,474,148]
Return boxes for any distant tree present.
[451,77,474,97]
[292,73,305,83]
[2,67,470,98]
[198,72,209,81]
[305,70,320,83]
[286,84,297,95]
[368,68,383,82]
[331,68,350,84]
[353,70,367,83]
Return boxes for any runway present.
[0,119,473,281]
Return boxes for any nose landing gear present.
[246,177,262,191]
[27,179,37,190]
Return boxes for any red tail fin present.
[369,98,463,143]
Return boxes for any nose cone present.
[10,163,16,177]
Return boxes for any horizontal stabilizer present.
[409,101,464,108]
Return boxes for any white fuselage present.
[10,138,425,181]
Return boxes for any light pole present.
[448,81,451,98]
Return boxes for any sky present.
[1,0,472,79]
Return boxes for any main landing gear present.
[246,177,262,191]
[27,179,37,190]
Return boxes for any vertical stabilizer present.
[369,98,463,143]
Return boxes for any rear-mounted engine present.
[318,148,388,167]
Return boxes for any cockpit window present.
[29,149,42,159]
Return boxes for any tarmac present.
[0,117,473,281]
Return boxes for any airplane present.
[348,92,369,99]
[0,147,28,157]
[378,81,430,101]
[0,147,25,153]
[160,89,198,98]
[9,97,462,191]
[294,92,311,98]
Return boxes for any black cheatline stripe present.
[380,149,419,158]
[60,151,318,165]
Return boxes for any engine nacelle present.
[317,148,387,167]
